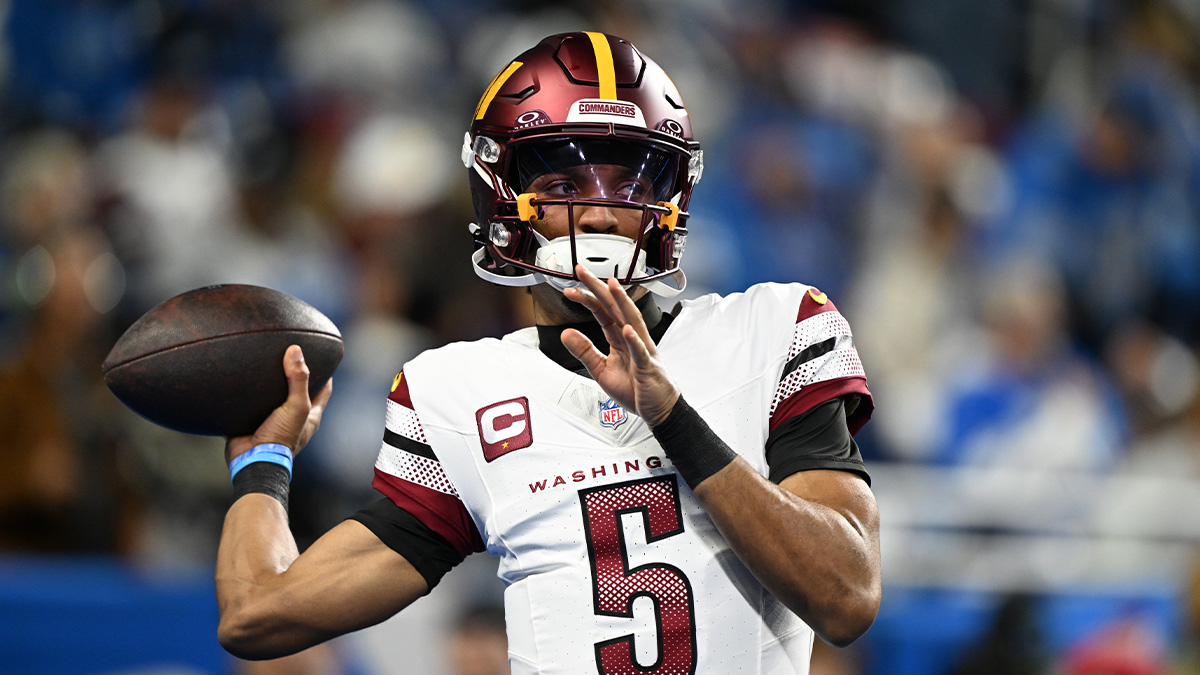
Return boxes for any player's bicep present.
[349,498,468,588]
[281,518,430,632]
[778,469,878,543]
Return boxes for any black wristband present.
[650,396,738,489]
[232,462,290,510]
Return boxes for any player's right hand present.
[561,265,680,427]
[225,345,333,464]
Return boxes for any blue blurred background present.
[1,0,1199,673]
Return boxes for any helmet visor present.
[511,138,682,204]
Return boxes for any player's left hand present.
[561,265,680,426]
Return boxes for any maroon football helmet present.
[464,32,703,297]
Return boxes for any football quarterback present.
[215,32,881,675]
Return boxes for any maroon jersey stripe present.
[796,288,840,322]
[388,371,415,408]
[373,468,484,557]
[769,378,873,436]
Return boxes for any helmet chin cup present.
[469,228,687,298]
[534,234,647,291]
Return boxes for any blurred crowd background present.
[1,0,1199,673]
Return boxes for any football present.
[102,284,343,437]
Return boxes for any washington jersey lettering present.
[372,283,871,675]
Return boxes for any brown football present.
[102,284,343,437]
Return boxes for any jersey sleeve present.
[768,288,874,435]
[371,371,485,558]
[765,398,870,485]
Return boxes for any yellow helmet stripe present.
[584,31,617,100]
[474,61,523,120]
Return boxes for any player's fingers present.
[243,346,314,453]
[575,265,624,323]
[296,378,333,451]
[311,377,334,413]
[563,287,626,349]
[577,268,652,358]
[622,324,654,369]
[608,277,656,353]
[561,328,607,374]
[224,437,248,464]
[572,267,635,354]
[563,285,609,319]
[307,377,333,427]
[282,345,313,409]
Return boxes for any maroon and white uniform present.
[371,282,871,675]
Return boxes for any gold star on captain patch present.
[502,441,510,449]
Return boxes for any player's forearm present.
[215,494,312,659]
[650,397,880,646]
[693,462,880,646]
[216,504,431,660]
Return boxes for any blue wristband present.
[229,443,294,483]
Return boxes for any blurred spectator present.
[297,112,450,528]
[1095,329,1200,554]
[92,2,300,318]
[3,0,143,131]
[1059,618,1167,675]
[1104,322,1200,438]
[950,594,1047,675]
[937,258,1128,472]
[0,131,129,550]
[989,0,1200,349]
[95,67,254,312]
[0,129,95,249]
[446,605,508,675]
[847,58,1001,461]
[282,0,450,110]
[721,111,873,297]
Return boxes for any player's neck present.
[535,294,670,372]
[530,283,653,326]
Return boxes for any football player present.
[215,32,880,674]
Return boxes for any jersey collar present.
[536,295,675,373]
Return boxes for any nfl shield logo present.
[598,398,627,428]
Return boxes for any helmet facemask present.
[469,133,695,297]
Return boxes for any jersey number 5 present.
[580,475,698,675]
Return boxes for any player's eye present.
[540,179,578,197]
[615,181,649,202]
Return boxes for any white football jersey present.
[372,282,871,675]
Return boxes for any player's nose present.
[576,202,620,235]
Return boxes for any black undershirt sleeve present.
[765,397,871,486]
[348,499,466,590]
